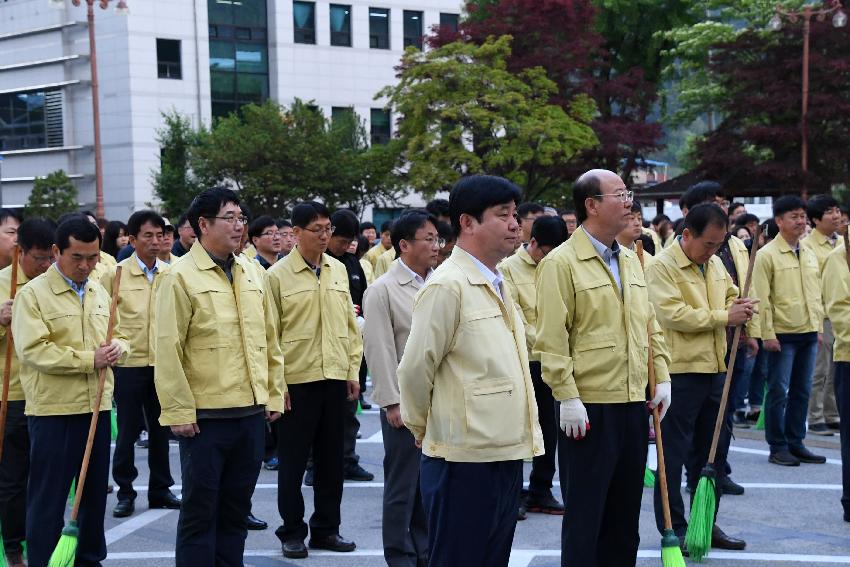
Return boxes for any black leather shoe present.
[525,491,565,515]
[517,504,527,521]
[844,511,850,523]
[149,492,182,509]
[308,534,356,552]
[720,476,745,496]
[245,513,268,530]
[808,423,834,436]
[790,446,827,464]
[768,450,800,466]
[304,468,314,486]
[344,464,375,481]
[282,540,308,559]
[113,499,135,518]
[711,524,746,550]
[359,396,372,410]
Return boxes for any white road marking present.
[360,430,384,443]
[105,509,174,545]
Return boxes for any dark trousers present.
[748,341,768,408]
[528,361,557,496]
[766,332,818,452]
[344,399,360,468]
[381,411,428,567]
[27,412,111,567]
[175,413,264,567]
[0,401,28,554]
[276,380,346,542]
[560,402,647,567]
[420,456,521,567]
[112,366,174,502]
[835,362,850,516]
[654,373,727,537]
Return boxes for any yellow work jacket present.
[154,242,285,425]
[363,242,390,269]
[643,226,662,253]
[13,265,130,416]
[499,245,539,361]
[101,254,168,368]
[90,250,117,283]
[0,264,30,401]
[534,227,671,403]
[726,235,760,339]
[822,243,850,361]
[753,235,822,340]
[267,247,363,384]
[646,240,738,374]
[360,258,375,285]
[802,229,837,311]
[397,246,544,462]
[373,247,396,280]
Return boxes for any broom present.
[685,226,761,561]
[48,266,122,567]
[636,242,685,567]
[0,248,20,567]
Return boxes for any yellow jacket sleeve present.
[646,262,730,332]
[154,272,197,425]
[753,251,776,341]
[823,249,850,355]
[503,269,536,353]
[533,257,578,401]
[398,283,460,441]
[263,273,287,407]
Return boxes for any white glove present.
[650,381,672,421]
[559,398,589,438]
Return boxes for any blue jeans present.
[730,343,757,412]
[748,340,768,408]
[765,332,818,452]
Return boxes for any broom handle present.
[843,231,850,272]
[0,246,20,465]
[635,241,675,531]
[70,266,122,521]
[707,226,761,464]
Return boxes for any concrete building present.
[0,0,462,220]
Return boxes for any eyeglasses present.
[206,215,248,226]
[302,225,336,235]
[596,190,633,203]
[409,237,446,249]
[260,230,281,238]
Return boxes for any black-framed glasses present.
[205,215,248,226]
[409,237,446,249]
[260,230,280,238]
[302,225,336,235]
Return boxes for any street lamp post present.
[768,0,846,200]
[51,0,129,218]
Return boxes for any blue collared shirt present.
[459,246,505,300]
[53,264,87,304]
[136,255,160,283]
[584,229,622,291]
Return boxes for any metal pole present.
[801,7,811,200]
[0,156,4,208]
[87,0,105,218]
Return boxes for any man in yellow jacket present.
[398,175,544,567]
[500,215,569,518]
[155,187,285,566]
[0,219,54,567]
[754,195,826,466]
[13,217,129,566]
[646,204,754,552]
[104,211,180,519]
[820,239,850,523]
[268,201,362,559]
[535,169,672,567]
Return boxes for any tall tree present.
[152,111,204,219]
[378,35,598,203]
[24,170,79,221]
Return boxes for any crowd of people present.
[0,170,847,567]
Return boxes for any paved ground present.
[95,407,848,566]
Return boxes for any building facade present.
[0,0,462,219]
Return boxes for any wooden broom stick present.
[0,245,21,464]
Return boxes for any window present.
[293,1,316,44]
[332,106,354,125]
[0,90,63,151]
[440,13,459,33]
[403,10,423,49]
[329,4,352,47]
[208,0,269,119]
[369,8,390,49]
[156,39,182,79]
[370,108,391,145]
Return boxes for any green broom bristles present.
[47,521,79,567]
[0,522,7,567]
[661,529,686,567]
[685,467,716,562]
[67,479,75,507]
[111,407,118,441]
[644,466,656,488]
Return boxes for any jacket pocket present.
[573,337,617,385]
[463,378,524,449]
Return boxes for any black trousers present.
[654,373,727,537]
[276,380,346,542]
[112,366,174,502]
[27,412,111,567]
[420,456,521,567]
[835,362,850,517]
[0,401,28,554]
[528,361,557,496]
[381,411,428,567]
[344,398,360,468]
[560,402,647,567]
[175,413,264,567]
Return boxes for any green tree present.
[152,111,204,219]
[24,170,78,220]
[190,100,403,217]
[378,36,598,202]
